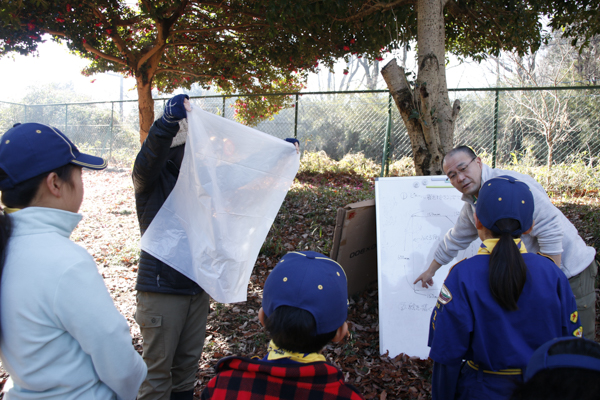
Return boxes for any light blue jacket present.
[0,207,147,400]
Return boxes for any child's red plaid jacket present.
[201,356,365,399]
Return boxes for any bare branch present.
[171,23,270,35]
[187,1,264,20]
[333,0,415,23]
[155,68,211,78]
[83,42,128,66]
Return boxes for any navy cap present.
[524,337,600,381]
[262,251,348,335]
[476,175,534,235]
[0,123,107,190]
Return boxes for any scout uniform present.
[428,176,582,400]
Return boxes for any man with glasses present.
[414,145,597,339]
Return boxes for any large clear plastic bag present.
[141,107,299,303]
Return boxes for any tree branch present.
[83,42,128,66]
[187,1,264,20]
[155,68,211,78]
[171,23,270,35]
[333,0,415,23]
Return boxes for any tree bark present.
[381,0,460,176]
[136,78,154,145]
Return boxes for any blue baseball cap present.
[475,175,534,235]
[0,123,107,190]
[262,251,348,335]
[524,337,600,381]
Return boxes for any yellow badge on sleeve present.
[573,326,583,337]
[570,311,578,324]
[438,284,452,305]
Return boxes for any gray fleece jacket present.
[434,164,596,278]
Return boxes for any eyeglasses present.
[447,157,477,181]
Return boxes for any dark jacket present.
[201,356,365,400]
[132,119,203,295]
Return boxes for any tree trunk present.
[547,139,554,170]
[381,0,460,176]
[137,77,154,145]
[546,141,553,186]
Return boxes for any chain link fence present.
[450,87,600,169]
[1,86,599,170]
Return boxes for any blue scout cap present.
[524,337,600,381]
[0,123,107,190]
[475,175,534,235]
[262,251,348,335]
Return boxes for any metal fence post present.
[222,97,226,118]
[109,102,115,161]
[64,104,68,134]
[492,89,499,168]
[294,94,299,139]
[380,93,392,177]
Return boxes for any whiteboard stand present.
[374,176,481,359]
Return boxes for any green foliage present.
[443,0,548,60]
[544,0,600,48]
[0,0,559,133]
[299,151,380,177]
[231,81,303,127]
[504,148,600,195]
[0,0,396,129]
[298,93,392,160]
[388,156,416,177]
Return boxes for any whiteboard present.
[374,176,481,359]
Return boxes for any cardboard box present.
[330,199,378,297]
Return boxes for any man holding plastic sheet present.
[133,95,300,400]
[414,145,597,340]
[132,95,208,400]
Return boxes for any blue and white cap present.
[476,175,534,235]
[262,251,348,335]
[524,337,600,381]
[0,123,107,190]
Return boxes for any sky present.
[0,39,496,104]
[0,41,138,103]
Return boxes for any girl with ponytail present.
[0,123,146,400]
[427,176,583,400]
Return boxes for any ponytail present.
[0,210,12,279]
[0,174,13,336]
[488,218,528,311]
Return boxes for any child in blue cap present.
[427,176,582,400]
[511,336,600,399]
[0,123,146,399]
[200,250,364,399]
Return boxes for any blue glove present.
[161,94,189,126]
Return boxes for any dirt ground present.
[0,169,598,399]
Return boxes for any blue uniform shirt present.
[428,239,581,399]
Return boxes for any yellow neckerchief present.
[477,238,528,255]
[2,207,20,214]
[266,340,326,363]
